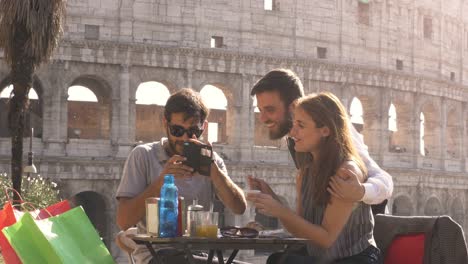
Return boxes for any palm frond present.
[0,0,67,67]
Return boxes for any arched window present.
[135,82,170,142]
[388,103,397,132]
[420,112,425,156]
[67,84,107,139]
[136,81,170,106]
[392,195,413,216]
[68,86,98,102]
[0,85,39,99]
[1,85,42,138]
[200,85,228,143]
[424,197,442,216]
[252,96,260,113]
[200,85,227,110]
[350,97,364,133]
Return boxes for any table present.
[131,235,308,264]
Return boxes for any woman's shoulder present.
[339,160,365,183]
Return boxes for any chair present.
[115,227,138,264]
[374,214,468,264]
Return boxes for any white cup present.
[245,189,261,221]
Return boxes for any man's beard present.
[167,139,184,155]
[165,128,184,155]
[268,114,293,140]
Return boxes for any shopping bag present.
[2,206,115,264]
[0,202,21,264]
[0,200,71,264]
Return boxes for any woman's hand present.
[246,192,286,218]
[247,175,275,196]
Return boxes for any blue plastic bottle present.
[159,174,179,237]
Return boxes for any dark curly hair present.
[164,88,209,123]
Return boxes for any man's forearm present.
[361,176,393,205]
[116,178,164,230]
[210,164,246,214]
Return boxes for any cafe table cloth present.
[2,206,115,264]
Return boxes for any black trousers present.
[266,245,382,264]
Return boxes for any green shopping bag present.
[2,206,115,264]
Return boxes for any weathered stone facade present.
[1,0,468,261]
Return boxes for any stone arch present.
[129,67,181,99]
[451,197,464,226]
[392,195,413,216]
[424,196,442,216]
[344,86,381,151]
[419,100,441,157]
[349,96,364,132]
[195,75,239,144]
[200,84,228,143]
[70,191,110,247]
[135,81,171,142]
[446,105,462,159]
[0,75,44,138]
[66,75,112,140]
[388,93,412,153]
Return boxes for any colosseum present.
[1,0,467,261]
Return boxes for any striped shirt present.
[300,170,376,262]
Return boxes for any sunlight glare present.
[350,97,364,124]
[67,86,98,102]
[0,85,39,100]
[136,82,170,105]
[388,103,397,132]
[200,85,227,110]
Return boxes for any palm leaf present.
[0,0,66,67]
[0,0,66,201]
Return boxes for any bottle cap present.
[187,204,204,211]
[164,174,175,183]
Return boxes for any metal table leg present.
[145,242,162,263]
[183,247,197,264]
[226,249,239,264]
[207,250,215,264]
[216,250,225,264]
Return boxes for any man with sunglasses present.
[116,88,246,264]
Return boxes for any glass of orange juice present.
[195,211,218,238]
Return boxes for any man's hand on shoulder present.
[327,166,365,203]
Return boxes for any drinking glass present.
[195,211,218,238]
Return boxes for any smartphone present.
[183,141,213,176]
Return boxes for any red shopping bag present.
[0,202,20,264]
[0,196,71,264]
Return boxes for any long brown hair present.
[295,92,367,207]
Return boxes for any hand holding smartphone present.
[182,141,213,176]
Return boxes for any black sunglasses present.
[220,226,259,238]
[168,124,204,138]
